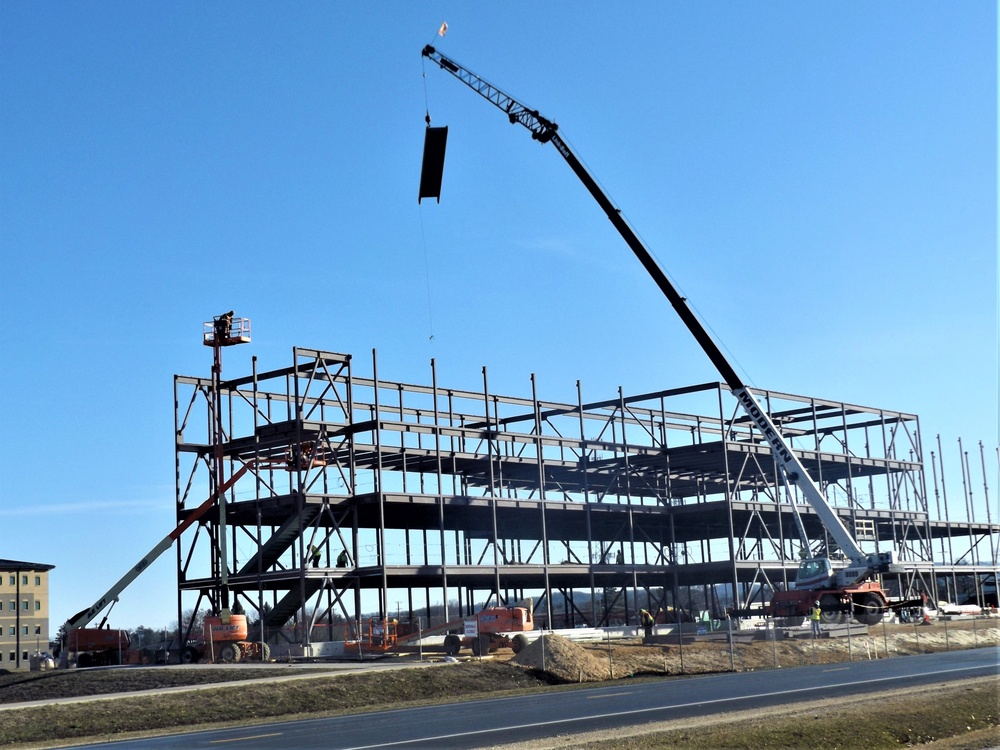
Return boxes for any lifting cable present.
[416,205,436,343]
[413,23,450,343]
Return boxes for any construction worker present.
[810,600,822,637]
[640,608,654,639]
[336,548,351,568]
[309,545,321,568]
[214,311,233,343]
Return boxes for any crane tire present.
[511,634,528,654]
[855,593,883,626]
[180,646,199,664]
[443,634,461,655]
[819,594,843,624]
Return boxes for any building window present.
[21,651,27,661]
[7,627,13,636]
[7,652,13,662]
[21,576,27,586]
[21,601,28,611]
[35,601,41,611]
[7,576,13,586]
[21,626,27,636]
[7,601,13,611]
[34,626,41,635]
[34,576,40,586]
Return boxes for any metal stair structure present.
[264,576,327,628]
[237,505,322,577]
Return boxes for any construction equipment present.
[353,604,535,656]
[182,613,270,663]
[64,627,131,667]
[422,46,903,628]
[63,463,254,640]
[62,458,286,664]
[439,604,535,656]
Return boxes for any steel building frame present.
[173,347,999,643]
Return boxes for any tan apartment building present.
[0,559,55,668]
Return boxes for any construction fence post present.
[769,616,778,669]
[846,618,852,661]
[677,619,684,674]
[727,616,735,672]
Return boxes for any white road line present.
[587,691,634,699]
[211,732,284,744]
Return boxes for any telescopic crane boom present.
[422,45,898,593]
[64,463,252,631]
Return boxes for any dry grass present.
[0,663,553,746]
[0,667,289,704]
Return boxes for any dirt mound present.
[511,634,611,682]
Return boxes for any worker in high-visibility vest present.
[810,600,822,637]
[336,549,351,568]
[640,608,655,639]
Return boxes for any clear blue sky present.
[1,3,996,633]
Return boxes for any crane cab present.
[793,558,835,589]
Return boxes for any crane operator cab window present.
[794,558,833,589]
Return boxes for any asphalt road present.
[69,647,998,749]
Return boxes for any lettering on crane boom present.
[736,390,792,464]
[551,134,571,159]
[85,597,109,620]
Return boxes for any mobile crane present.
[422,45,902,627]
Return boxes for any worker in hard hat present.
[309,545,321,568]
[810,600,822,637]
[336,549,351,568]
[214,311,233,343]
[639,608,655,639]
